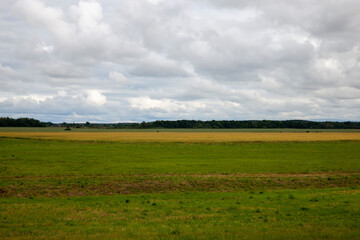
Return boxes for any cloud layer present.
[1,0,360,122]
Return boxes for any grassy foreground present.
[1,189,359,239]
[1,135,360,239]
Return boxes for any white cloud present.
[85,90,107,106]
[69,1,110,36]
[15,0,73,43]
[35,42,54,53]
[129,97,186,112]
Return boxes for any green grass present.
[1,189,359,239]
[1,138,360,176]
[1,127,360,132]
[1,138,360,239]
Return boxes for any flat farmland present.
[1,130,360,239]
[1,131,360,142]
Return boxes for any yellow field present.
[1,132,360,142]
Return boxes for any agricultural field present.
[1,127,360,132]
[1,130,360,142]
[1,129,360,239]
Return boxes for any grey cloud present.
[126,53,189,78]
[37,60,90,79]
[1,0,360,122]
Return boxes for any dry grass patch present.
[1,132,360,142]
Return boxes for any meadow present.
[0,129,360,239]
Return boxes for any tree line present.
[118,120,360,129]
[0,117,46,127]
[1,117,360,129]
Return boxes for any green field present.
[1,136,360,239]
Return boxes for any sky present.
[1,0,360,123]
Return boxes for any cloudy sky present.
[1,0,360,122]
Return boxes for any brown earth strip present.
[1,173,359,198]
[1,171,359,179]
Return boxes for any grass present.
[1,190,359,239]
[1,138,360,176]
[0,134,360,239]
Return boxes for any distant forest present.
[1,117,360,129]
[0,117,46,127]
[129,120,360,129]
